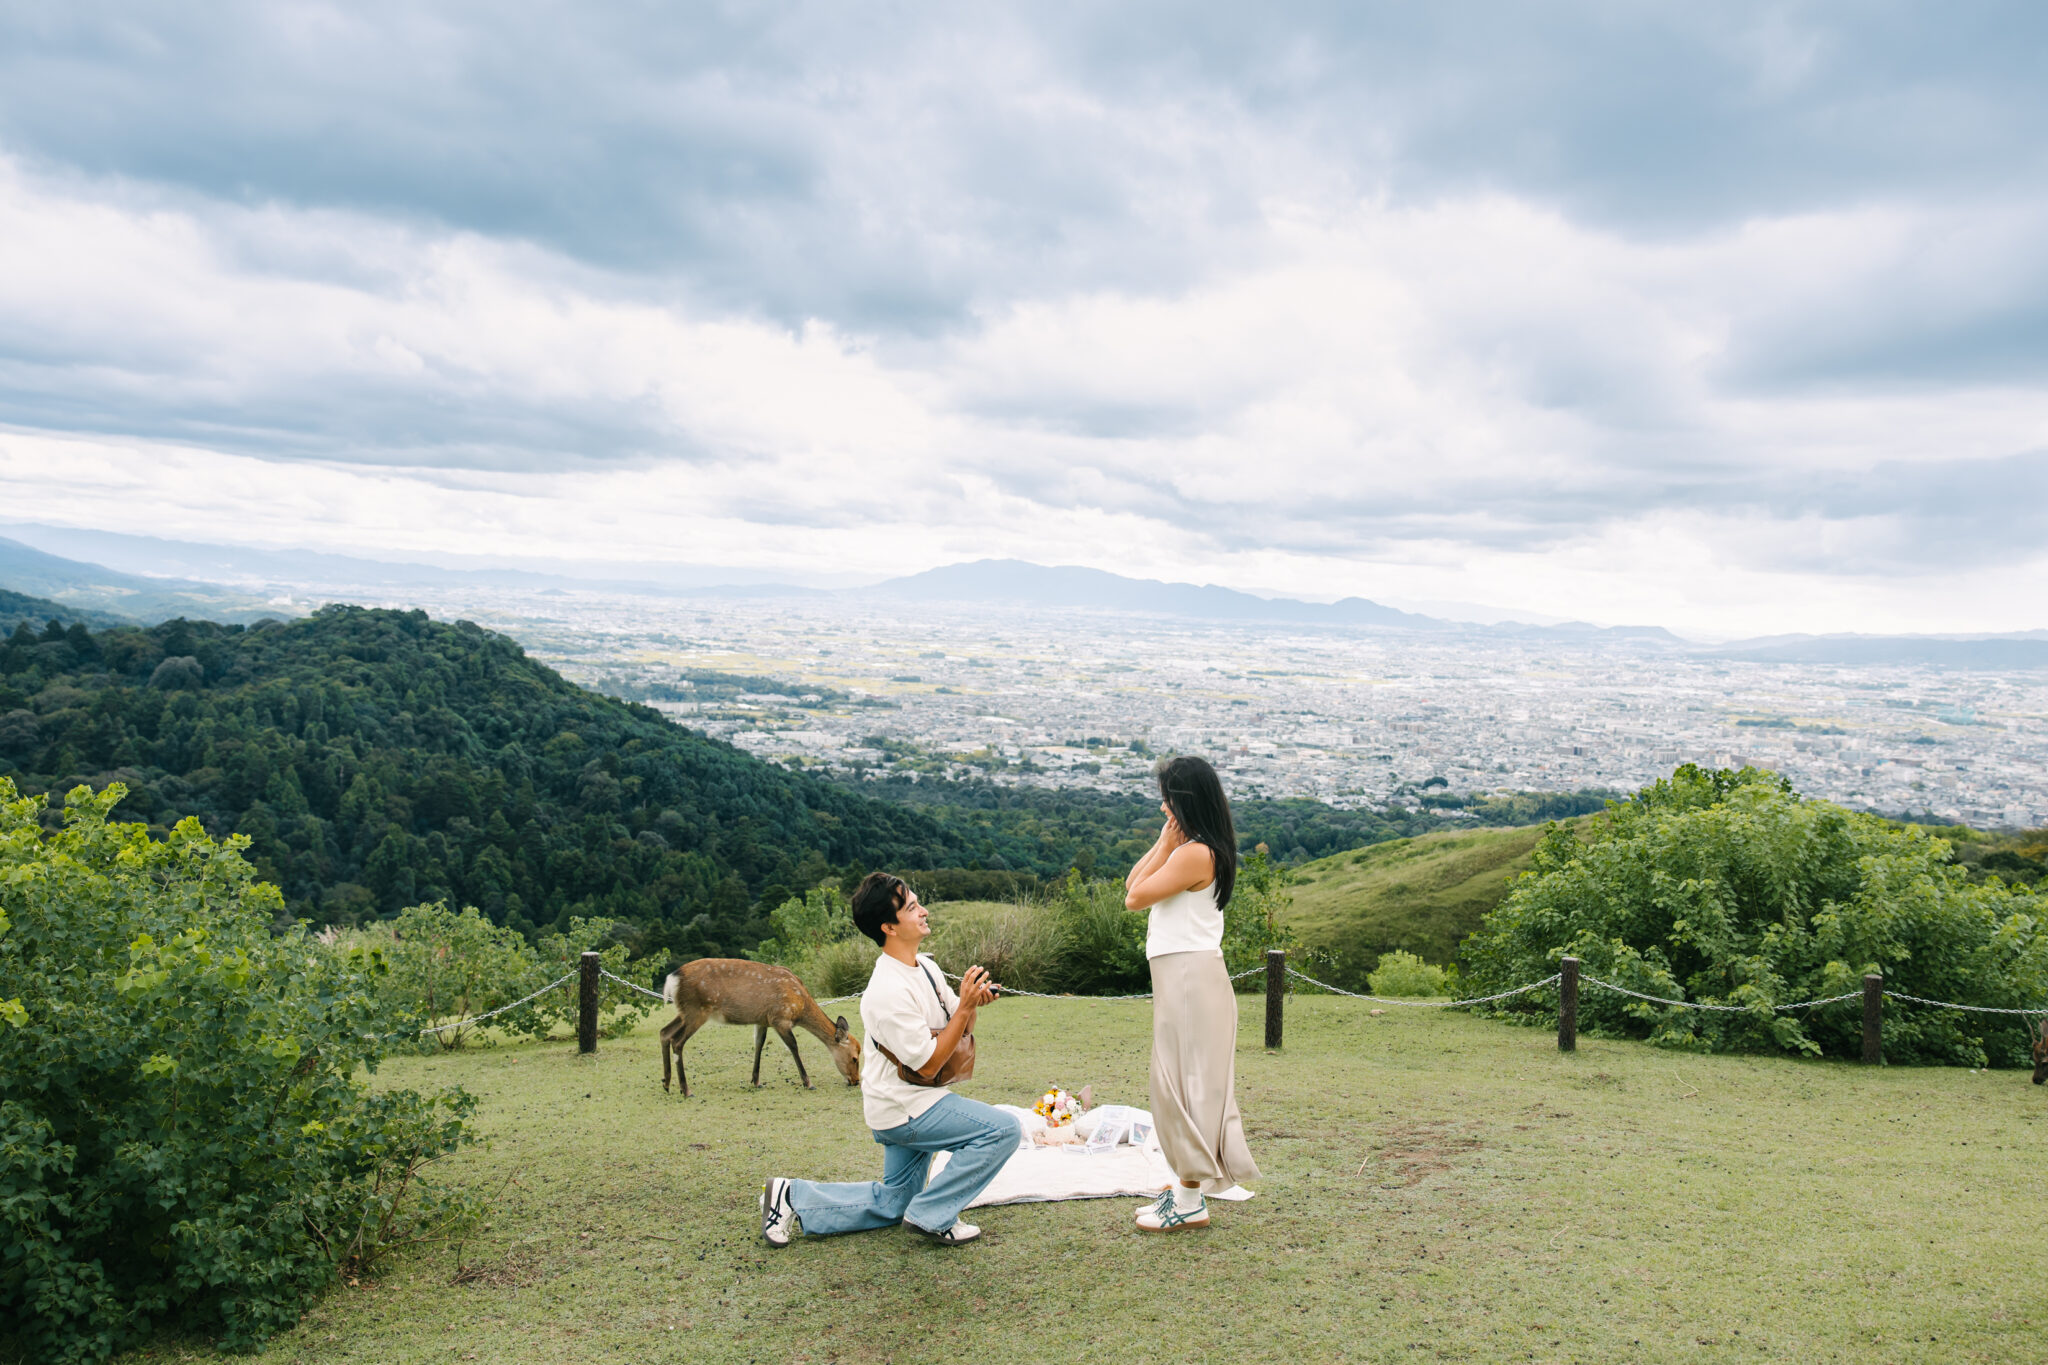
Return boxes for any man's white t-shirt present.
[859,951,961,1131]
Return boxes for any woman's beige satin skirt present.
[1148,949,1261,1194]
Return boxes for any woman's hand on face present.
[1159,805,1188,850]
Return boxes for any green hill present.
[0,586,134,631]
[0,601,1632,971]
[0,536,293,624]
[1279,821,1596,988]
[0,605,1477,965]
[0,606,995,959]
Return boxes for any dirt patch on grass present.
[452,1244,558,1288]
[1362,1119,1483,1187]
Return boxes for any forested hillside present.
[0,607,981,958]
[847,772,1456,873]
[0,603,1624,964]
[2,589,133,631]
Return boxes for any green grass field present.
[114,996,2048,1365]
[1281,824,1577,985]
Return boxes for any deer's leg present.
[751,1024,769,1086]
[659,1016,683,1092]
[775,1022,813,1088]
[674,1011,711,1099]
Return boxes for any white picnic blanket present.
[928,1103,1254,1209]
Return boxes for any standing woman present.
[1124,755,1260,1231]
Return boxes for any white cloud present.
[2,3,2047,638]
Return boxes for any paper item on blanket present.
[1072,1104,1148,1144]
[1210,1185,1256,1202]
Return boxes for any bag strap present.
[919,960,952,1022]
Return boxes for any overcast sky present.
[1,2,2045,636]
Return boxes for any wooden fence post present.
[1558,956,1580,1053]
[1264,948,1286,1050]
[1862,973,1883,1065]
[579,950,601,1055]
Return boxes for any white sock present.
[1173,1182,1203,1213]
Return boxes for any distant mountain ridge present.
[0,523,820,597]
[5,528,2043,661]
[1708,633,2048,669]
[858,558,1686,642]
[861,558,1440,627]
[0,537,294,625]
[0,586,134,631]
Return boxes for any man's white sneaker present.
[760,1177,797,1247]
[914,1220,981,1245]
[1136,1192,1208,1232]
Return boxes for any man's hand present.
[957,964,997,1009]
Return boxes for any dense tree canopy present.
[0,604,1603,962]
[0,607,970,958]
[1464,766,2048,1065]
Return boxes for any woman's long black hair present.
[1157,755,1237,909]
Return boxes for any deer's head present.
[830,1015,861,1086]
[2032,1019,2048,1085]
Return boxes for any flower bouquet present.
[1031,1086,1085,1145]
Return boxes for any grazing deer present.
[2033,1019,2048,1085]
[660,959,860,1098]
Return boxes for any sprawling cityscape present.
[348,585,2048,831]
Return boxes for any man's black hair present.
[851,872,908,946]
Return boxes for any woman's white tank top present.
[1146,882,1225,959]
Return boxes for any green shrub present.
[1368,949,1447,997]
[0,781,483,1363]
[754,887,854,965]
[926,900,1064,994]
[1462,765,2048,1065]
[1223,848,1299,989]
[790,934,881,1000]
[518,915,653,1042]
[1049,872,1150,995]
[380,902,537,1049]
[372,904,653,1047]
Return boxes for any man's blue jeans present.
[788,1094,1020,1237]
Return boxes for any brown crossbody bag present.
[873,962,976,1087]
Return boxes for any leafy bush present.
[1462,766,2048,1065]
[1368,949,1447,998]
[379,902,538,1049]
[1049,872,1150,995]
[789,934,880,1000]
[371,903,652,1047]
[754,887,854,965]
[926,901,1064,994]
[520,915,649,1041]
[1223,848,1299,989]
[0,781,484,1363]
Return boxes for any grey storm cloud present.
[1,0,2046,621]
[5,1,2047,330]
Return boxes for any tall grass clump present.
[790,935,882,1000]
[1049,873,1150,995]
[926,900,1065,994]
[1463,764,2048,1065]
[759,849,1305,1002]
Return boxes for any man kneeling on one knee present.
[761,873,1018,1247]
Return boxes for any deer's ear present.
[836,1016,851,1038]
